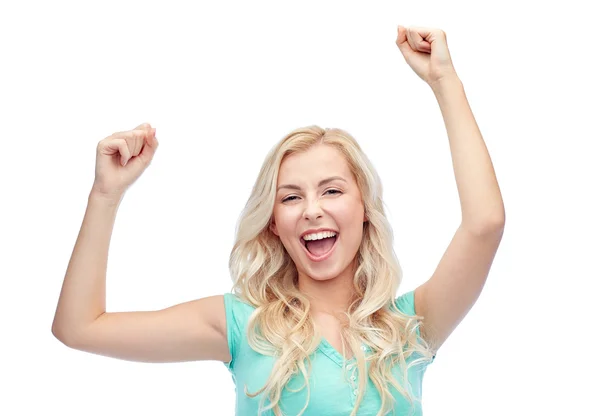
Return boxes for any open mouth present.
[300,233,338,262]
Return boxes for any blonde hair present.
[229,125,435,415]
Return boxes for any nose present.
[303,198,323,221]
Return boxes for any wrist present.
[89,187,124,207]
[429,73,463,96]
[430,76,465,105]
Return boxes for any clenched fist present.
[92,123,159,200]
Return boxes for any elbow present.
[462,215,505,237]
[51,323,84,349]
[52,312,103,348]
[51,324,72,346]
[479,219,505,236]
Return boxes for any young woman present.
[52,26,505,415]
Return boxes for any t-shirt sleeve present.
[395,290,418,329]
[395,290,436,363]
[222,292,253,371]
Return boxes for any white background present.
[1,0,599,415]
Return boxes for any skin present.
[270,144,367,316]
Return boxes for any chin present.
[304,267,341,281]
[299,255,354,282]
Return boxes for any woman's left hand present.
[395,26,458,87]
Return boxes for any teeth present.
[302,231,337,241]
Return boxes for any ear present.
[270,219,279,236]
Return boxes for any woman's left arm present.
[395,26,505,352]
[414,75,505,352]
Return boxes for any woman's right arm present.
[51,190,231,363]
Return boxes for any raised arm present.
[414,76,504,352]
[52,125,231,363]
[396,27,505,352]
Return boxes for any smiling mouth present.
[301,234,338,261]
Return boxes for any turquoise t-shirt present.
[223,291,433,415]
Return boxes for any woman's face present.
[271,144,366,282]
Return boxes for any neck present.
[298,261,359,316]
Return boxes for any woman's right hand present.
[92,123,159,199]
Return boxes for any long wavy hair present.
[229,125,435,415]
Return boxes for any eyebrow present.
[277,176,347,192]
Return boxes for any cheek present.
[273,207,301,238]
[331,198,364,225]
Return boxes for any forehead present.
[277,144,352,185]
